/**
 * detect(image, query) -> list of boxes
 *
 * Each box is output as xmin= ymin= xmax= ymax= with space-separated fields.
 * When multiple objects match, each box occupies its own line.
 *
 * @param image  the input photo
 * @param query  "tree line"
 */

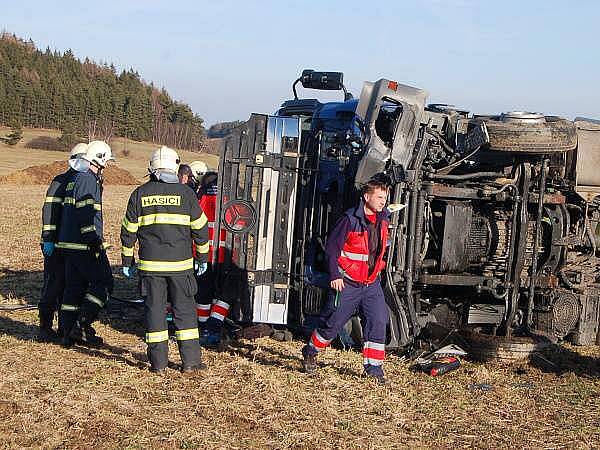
xmin=0 ymin=32 xmax=206 ymax=151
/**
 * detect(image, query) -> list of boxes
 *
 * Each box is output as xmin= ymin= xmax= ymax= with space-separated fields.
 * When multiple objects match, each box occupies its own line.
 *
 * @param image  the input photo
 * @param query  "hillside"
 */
xmin=0 ymin=32 xmax=205 ymax=151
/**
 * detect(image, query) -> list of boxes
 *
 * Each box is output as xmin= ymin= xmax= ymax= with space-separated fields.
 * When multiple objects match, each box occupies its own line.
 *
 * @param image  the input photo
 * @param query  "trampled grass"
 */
xmin=0 ymin=186 xmax=599 ymax=449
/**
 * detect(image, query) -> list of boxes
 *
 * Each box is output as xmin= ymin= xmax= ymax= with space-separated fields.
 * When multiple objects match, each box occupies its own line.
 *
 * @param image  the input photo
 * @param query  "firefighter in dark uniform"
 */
xmin=302 ymin=177 xmax=391 ymax=384
xmin=57 ymin=140 xmax=114 ymax=347
xmin=38 ymin=143 xmax=89 ymax=341
xmin=120 ymin=147 xmax=210 ymax=374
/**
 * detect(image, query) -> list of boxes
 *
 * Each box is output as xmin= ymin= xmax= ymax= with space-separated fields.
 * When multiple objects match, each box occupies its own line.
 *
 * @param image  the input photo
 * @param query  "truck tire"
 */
xmin=460 ymin=329 xmax=552 ymax=361
xmin=477 ymin=115 xmax=577 ymax=153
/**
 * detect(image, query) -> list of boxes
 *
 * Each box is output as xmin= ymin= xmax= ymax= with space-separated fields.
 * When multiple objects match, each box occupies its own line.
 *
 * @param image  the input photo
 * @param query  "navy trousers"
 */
xmin=304 ymin=278 xmax=388 ymax=374
xmin=39 ymin=249 xmax=65 ymax=319
xmin=59 ymin=250 xmax=113 ymax=335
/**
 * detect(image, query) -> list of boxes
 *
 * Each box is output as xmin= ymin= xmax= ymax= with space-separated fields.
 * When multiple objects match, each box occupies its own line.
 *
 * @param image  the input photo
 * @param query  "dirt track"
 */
xmin=0 ymin=186 xmax=599 ymax=448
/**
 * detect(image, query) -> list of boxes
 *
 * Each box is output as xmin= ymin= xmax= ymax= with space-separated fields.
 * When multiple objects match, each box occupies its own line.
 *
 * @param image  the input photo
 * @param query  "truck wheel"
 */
xmin=477 ymin=113 xmax=577 ymax=153
xmin=460 ymin=328 xmax=552 ymax=361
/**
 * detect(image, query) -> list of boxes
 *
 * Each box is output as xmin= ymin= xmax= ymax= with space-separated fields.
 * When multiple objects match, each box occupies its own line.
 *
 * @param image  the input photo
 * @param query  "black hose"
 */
xmin=527 ymin=159 xmax=548 ymax=328
xmin=428 ymin=171 xmax=504 ymax=181
xmin=435 ymin=146 xmax=482 ymax=175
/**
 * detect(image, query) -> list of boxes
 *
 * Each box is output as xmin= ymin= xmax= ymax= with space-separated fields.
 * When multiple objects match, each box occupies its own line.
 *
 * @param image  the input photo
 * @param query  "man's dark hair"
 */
xmin=200 ymin=171 xmax=218 ymax=188
xmin=178 ymin=164 xmax=192 ymax=180
xmin=361 ymin=173 xmax=390 ymax=195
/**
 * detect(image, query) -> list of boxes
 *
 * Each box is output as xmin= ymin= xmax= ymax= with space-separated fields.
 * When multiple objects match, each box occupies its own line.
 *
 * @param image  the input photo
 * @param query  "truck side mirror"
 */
xmin=300 ymin=70 xmax=344 ymax=90
xmin=292 ymin=69 xmax=351 ymax=101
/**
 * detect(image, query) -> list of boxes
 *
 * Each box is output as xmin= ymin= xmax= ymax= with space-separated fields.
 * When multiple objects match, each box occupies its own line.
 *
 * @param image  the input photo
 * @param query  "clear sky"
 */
xmin=3 ymin=1 xmax=599 ymax=126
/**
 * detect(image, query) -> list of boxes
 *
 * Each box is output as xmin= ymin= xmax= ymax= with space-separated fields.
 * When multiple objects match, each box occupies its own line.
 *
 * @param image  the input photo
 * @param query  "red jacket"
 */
xmin=199 ymin=191 xmax=226 ymax=264
xmin=327 ymin=201 xmax=389 ymax=284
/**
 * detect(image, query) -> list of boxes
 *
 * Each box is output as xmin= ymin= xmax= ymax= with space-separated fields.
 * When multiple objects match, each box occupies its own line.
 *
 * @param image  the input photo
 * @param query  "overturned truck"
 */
xmin=213 ymin=70 xmax=600 ymax=352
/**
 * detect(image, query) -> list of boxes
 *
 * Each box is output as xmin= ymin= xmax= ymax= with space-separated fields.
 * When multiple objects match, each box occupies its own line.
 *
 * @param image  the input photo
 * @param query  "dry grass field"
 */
xmin=0 ymin=144 xmax=599 ymax=448
xmin=0 ymin=127 xmax=219 ymax=181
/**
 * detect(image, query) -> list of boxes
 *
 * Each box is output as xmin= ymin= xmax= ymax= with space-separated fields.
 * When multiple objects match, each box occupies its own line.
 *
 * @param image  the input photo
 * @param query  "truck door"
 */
xmin=215 ymin=114 xmax=301 ymax=325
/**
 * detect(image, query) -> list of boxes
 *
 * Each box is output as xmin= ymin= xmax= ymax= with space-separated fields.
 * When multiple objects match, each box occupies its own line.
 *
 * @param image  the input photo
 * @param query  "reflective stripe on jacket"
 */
xmin=120 ymin=180 xmax=209 ymax=275
xmin=328 ymin=201 xmax=389 ymax=284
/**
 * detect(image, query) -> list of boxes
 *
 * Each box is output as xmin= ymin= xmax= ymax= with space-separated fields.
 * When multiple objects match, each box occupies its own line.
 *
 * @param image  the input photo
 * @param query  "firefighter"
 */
xmin=194 ymin=171 xmax=230 ymax=347
xmin=188 ymin=160 xmax=208 ymax=194
xmin=120 ymin=147 xmax=210 ymax=374
xmin=301 ymin=177 xmax=391 ymax=384
xmin=38 ymin=143 xmax=89 ymax=341
xmin=58 ymin=141 xmax=114 ymax=347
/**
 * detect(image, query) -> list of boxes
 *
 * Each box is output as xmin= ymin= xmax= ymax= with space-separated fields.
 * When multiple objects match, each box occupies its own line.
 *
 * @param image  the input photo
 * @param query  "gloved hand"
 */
xmin=42 ymin=242 xmax=55 ymax=257
xmin=122 ymin=266 xmax=136 ymax=279
xmin=194 ymin=261 xmax=208 ymax=276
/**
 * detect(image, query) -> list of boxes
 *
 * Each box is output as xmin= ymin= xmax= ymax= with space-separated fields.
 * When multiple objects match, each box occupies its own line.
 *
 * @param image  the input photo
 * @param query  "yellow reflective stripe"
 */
xmin=42 ymin=224 xmax=57 ymax=231
xmin=45 ymin=196 xmax=63 ymax=203
xmin=63 ymin=197 xmax=75 ymax=205
xmin=121 ymin=246 xmax=134 ymax=257
xmin=93 ymin=203 xmax=101 ymax=211
xmin=190 ymin=213 xmax=208 ymax=230
xmin=195 ymin=242 xmax=210 ymax=254
xmin=138 ymin=213 xmax=191 ymax=227
xmin=175 ymin=328 xmax=199 ymax=341
xmin=56 ymin=242 xmax=89 ymax=250
xmin=76 ymin=198 xmax=96 ymax=208
xmin=61 ymin=304 xmax=79 ymax=311
xmin=146 ymin=330 xmax=169 ymax=343
xmin=122 ymin=217 xmax=139 ymax=233
xmin=85 ymin=293 xmax=104 ymax=307
xmin=138 ymin=258 xmax=194 ymax=272
xmin=80 ymin=225 xmax=96 ymax=234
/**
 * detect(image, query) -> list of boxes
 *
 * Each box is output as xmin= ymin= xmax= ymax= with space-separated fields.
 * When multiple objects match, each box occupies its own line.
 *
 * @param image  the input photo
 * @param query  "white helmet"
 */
xmin=149 ymin=146 xmax=180 ymax=174
xmin=189 ymin=160 xmax=208 ymax=182
xmin=83 ymin=141 xmax=114 ymax=167
xmin=69 ymin=143 xmax=88 ymax=159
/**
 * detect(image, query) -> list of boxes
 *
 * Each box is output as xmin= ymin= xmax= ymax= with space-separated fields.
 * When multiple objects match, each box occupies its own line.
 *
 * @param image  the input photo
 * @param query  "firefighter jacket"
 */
xmin=198 ymin=183 xmax=226 ymax=264
xmin=326 ymin=200 xmax=389 ymax=285
xmin=57 ymin=170 xmax=105 ymax=251
xmin=41 ymin=168 xmax=76 ymax=243
xmin=120 ymin=180 xmax=209 ymax=275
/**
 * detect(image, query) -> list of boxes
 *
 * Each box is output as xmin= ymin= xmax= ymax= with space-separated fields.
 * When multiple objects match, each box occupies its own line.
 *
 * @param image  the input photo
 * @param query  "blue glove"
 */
xmin=122 ymin=265 xmax=136 ymax=278
xmin=42 ymin=242 xmax=55 ymax=257
xmin=195 ymin=261 xmax=208 ymax=276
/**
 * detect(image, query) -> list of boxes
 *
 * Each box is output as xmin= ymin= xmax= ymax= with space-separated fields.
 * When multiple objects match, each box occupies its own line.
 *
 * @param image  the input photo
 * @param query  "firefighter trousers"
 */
xmin=59 ymin=250 xmax=113 ymax=335
xmin=142 ymin=273 xmax=202 ymax=370
xmin=305 ymin=279 xmax=389 ymax=371
xmin=195 ymin=264 xmax=231 ymax=332
xmin=39 ymin=248 xmax=65 ymax=321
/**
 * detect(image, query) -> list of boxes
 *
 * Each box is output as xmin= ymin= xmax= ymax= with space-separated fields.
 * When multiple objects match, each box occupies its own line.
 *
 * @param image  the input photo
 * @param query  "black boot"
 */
xmin=69 ymin=307 xmax=103 ymax=347
xmin=181 ymin=354 xmax=208 ymax=375
xmin=69 ymin=320 xmax=104 ymax=347
xmin=302 ymin=345 xmax=318 ymax=374
xmin=38 ymin=311 xmax=58 ymax=342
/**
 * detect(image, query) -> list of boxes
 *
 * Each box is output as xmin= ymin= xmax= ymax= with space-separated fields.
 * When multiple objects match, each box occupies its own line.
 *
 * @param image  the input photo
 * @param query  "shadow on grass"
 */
xmin=225 ymin=339 xmax=364 ymax=378
xmin=0 ymin=268 xmax=145 ymax=339
xmin=0 ymin=269 xmax=44 ymax=305
xmin=528 ymin=345 xmax=600 ymax=378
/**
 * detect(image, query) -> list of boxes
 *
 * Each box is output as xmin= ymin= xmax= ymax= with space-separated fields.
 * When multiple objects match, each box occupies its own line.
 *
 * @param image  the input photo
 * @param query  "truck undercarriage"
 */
xmin=215 ymin=70 xmax=600 ymax=353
